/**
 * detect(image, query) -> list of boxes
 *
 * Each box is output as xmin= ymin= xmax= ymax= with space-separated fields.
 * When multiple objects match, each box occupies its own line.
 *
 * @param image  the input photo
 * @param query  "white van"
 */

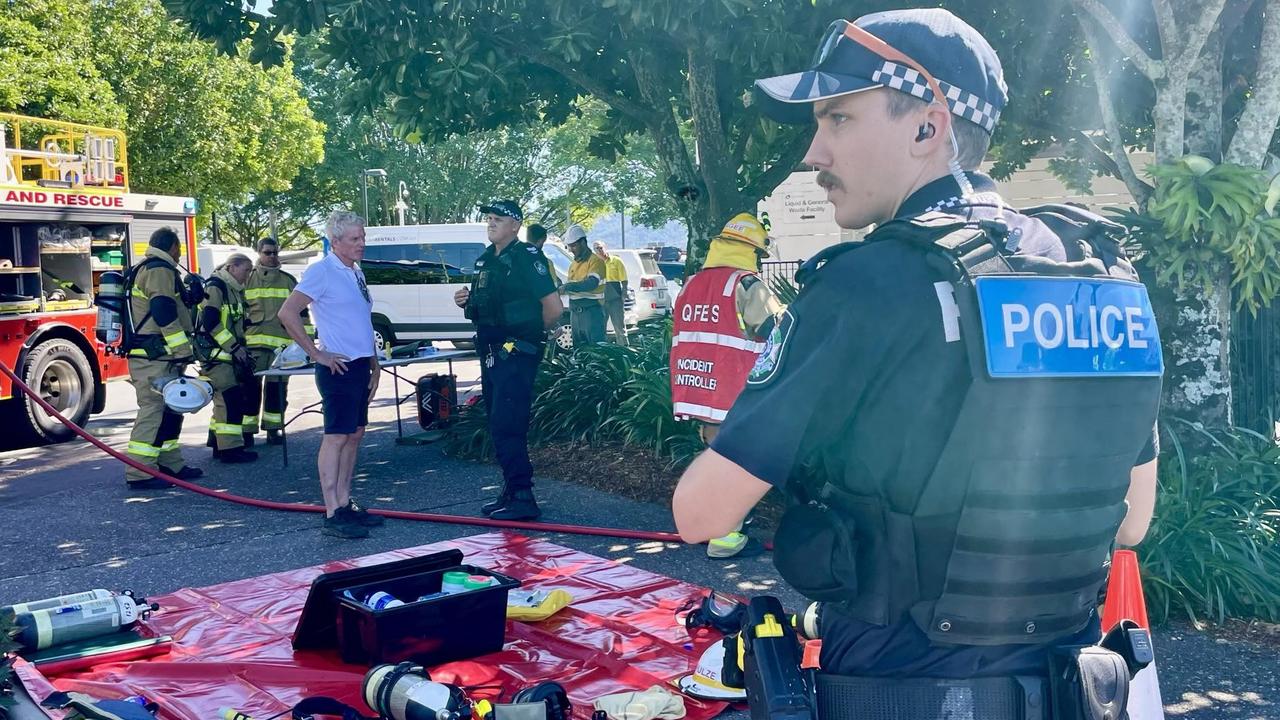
xmin=361 ymin=224 xmax=488 ymax=348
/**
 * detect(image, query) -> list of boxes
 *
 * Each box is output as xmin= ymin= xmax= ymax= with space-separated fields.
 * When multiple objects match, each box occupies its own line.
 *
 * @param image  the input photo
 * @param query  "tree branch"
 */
xmin=1149 ymin=0 xmax=1180 ymax=66
xmin=1081 ymin=19 xmax=1154 ymax=207
xmin=501 ymin=41 xmax=663 ymax=129
xmin=730 ymin=106 xmax=760 ymax=172
xmin=742 ymin=132 xmax=811 ymax=206
xmin=1226 ymin=0 xmax=1280 ymax=166
xmin=1071 ymin=0 xmax=1165 ymax=81
xmin=1178 ymin=0 xmax=1230 ymax=66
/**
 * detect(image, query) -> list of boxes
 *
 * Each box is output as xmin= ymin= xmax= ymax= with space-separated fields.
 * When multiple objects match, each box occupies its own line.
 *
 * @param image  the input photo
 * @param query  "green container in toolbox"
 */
xmin=95 ymin=250 xmax=124 ymax=267
xmin=325 ymin=551 xmax=521 ymax=666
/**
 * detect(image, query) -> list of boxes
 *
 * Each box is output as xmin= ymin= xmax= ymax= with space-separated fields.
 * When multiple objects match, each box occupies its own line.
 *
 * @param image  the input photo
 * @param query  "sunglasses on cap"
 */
xmin=812 ymin=19 xmax=947 ymax=113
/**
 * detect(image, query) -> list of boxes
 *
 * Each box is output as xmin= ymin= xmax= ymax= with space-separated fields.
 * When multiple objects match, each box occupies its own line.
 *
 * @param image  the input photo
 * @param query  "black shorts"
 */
xmin=315 ymin=356 xmax=372 ymax=434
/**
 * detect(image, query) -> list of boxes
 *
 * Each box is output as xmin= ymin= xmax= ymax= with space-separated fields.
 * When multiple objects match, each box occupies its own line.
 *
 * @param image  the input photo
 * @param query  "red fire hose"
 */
xmin=0 ymin=360 xmax=689 ymax=544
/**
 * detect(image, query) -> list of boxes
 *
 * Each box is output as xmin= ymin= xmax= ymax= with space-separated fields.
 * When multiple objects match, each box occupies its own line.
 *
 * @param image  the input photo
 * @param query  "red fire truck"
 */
xmin=0 ymin=113 xmax=198 ymax=445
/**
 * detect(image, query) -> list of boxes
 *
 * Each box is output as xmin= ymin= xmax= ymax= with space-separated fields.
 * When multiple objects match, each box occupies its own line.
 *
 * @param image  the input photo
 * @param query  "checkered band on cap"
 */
xmin=871 ymin=61 xmax=1001 ymax=133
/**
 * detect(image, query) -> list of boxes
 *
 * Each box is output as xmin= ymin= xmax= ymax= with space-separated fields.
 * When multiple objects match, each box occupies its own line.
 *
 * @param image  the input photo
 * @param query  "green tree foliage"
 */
xmin=236 ymin=37 xmax=678 ymax=246
xmin=0 ymin=0 xmax=324 ymax=227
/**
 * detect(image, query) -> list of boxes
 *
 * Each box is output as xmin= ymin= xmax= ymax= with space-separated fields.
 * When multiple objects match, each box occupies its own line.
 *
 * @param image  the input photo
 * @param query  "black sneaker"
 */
xmin=346 ymin=500 xmax=385 ymax=527
xmin=160 ymin=465 xmax=204 ymax=480
xmin=488 ymin=489 xmax=541 ymax=521
xmin=217 ymin=447 xmax=259 ymax=464
xmin=323 ymin=511 xmax=369 ymax=538
xmin=481 ymin=483 xmax=513 ymax=517
xmin=266 ymin=430 xmax=284 ymax=446
xmin=127 ymin=477 xmax=173 ymax=490
xmin=243 ymin=432 xmax=256 ymax=448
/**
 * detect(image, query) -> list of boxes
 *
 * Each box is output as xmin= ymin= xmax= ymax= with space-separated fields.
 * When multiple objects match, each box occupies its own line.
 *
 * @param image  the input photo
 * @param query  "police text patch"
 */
xmin=974 ymin=276 xmax=1163 ymax=378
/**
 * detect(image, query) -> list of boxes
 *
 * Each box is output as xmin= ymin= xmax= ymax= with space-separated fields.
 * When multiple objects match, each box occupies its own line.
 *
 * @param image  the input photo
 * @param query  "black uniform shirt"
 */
xmin=472 ymin=240 xmax=557 ymax=345
xmin=711 ymin=172 xmax=1158 ymax=678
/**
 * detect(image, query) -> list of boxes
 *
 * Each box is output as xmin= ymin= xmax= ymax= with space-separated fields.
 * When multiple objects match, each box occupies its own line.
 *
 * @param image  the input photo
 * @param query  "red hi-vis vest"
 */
xmin=670 ymin=266 xmax=767 ymax=423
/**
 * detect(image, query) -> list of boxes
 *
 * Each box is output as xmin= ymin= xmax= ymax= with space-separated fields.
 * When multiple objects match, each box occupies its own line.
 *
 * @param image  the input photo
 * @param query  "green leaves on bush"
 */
xmin=1141 ymin=418 xmax=1280 ymax=625
xmin=1119 ymin=157 xmax=1280 ymax=313
xmin=443 ymin=320 xmax=702 ymax=465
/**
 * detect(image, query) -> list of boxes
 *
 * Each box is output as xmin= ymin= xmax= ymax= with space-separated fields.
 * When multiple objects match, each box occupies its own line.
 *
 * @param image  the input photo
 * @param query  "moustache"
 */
xmin=816 ymin=171 xmax=843 ymax=191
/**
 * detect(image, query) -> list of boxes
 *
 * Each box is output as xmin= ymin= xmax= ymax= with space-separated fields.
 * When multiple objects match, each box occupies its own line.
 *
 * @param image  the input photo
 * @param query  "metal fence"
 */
xmin=1231 ymin=301 xmax=1278 ymax=434
xmin=760 ymin=260 xmax=802 ymax=287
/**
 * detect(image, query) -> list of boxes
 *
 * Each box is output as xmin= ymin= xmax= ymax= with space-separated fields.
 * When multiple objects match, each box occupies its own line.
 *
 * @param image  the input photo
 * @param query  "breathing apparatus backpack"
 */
xmin=117 ymin=258 xmax=204 ymax=359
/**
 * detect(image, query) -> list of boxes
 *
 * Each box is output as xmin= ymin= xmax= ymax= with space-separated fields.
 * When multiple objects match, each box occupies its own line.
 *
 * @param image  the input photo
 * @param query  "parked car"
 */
xmin=613 ymin=248 xmax=673 ymax=322
xmin=654 ymin=245 xmax=683 ymax=262
xmin=360 ymin=223 xmax=488 ymax=350
xmin=657 ymin=261 xmax=685 ymax=288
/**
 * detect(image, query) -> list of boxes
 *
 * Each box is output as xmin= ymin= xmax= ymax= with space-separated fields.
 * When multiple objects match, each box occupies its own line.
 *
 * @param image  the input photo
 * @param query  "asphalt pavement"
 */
xmin=0 ymin=356 xmax=1274 ymax=718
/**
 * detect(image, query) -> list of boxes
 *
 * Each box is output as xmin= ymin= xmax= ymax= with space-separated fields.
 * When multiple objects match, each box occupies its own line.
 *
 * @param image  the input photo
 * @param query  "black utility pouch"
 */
xmin=773 ymin=503 xmax=860 ymax=602
xmin=1048 ymin=645 xmax=1130 ymax=720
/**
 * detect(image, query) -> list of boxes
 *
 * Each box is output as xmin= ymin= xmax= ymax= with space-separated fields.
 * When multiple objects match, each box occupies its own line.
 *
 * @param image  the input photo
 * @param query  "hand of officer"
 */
xmin=367 ymin=364 xmax=380 ymax=400
xmin=454 ymin=287 xmax=469 ymax=308
xmin=232 ymin=346 xmax=251 ymax=368
xmin=313 ymin=350 xmax=349 ymax=374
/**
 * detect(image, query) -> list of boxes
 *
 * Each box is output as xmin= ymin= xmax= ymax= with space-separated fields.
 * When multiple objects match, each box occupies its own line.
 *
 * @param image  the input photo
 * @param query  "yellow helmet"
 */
xmin=714 ymin=213 xmax=771 ymax=254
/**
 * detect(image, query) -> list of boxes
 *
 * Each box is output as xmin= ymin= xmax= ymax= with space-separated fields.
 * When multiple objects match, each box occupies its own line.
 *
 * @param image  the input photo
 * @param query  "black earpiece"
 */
xmin=915 ymin=123 xmax=935 ymax=142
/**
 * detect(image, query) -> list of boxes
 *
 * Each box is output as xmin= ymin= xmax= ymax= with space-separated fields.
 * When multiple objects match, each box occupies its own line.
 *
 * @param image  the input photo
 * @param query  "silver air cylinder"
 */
xmin=14 ymin=595 xmax=149 ymax=651
xmin=2 ymin=589 xmax=114 ymax=618
xmin=363 ymin=664 xmax=466 ymax=720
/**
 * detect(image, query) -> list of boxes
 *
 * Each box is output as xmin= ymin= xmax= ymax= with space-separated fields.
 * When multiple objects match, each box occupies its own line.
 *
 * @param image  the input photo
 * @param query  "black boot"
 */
xmin=266 ymin=430 xmax=284 ymax=446
xmin=488 ymin=488 xmax=540 ymax=521
xmin=480 ymin=482 xmax=513 ymax=517
xmin=217 ymin=447 xmax=259 ymax=464
xmin=243 ymin=432 xmax=256 ymax=448
xmin=206 ymin=429 xmax=216 ymax=449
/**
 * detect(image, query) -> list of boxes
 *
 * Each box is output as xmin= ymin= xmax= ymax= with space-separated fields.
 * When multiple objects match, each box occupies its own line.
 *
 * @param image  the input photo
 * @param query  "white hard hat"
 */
xmin=161 ymin=377 xmax=213 ymax=414
xmin=675 ymin=638 xmax=747 ymax=701
xmin=564 ymin=224 xmax=588 ymax=245
xmin=273 ymin=342 xmax=309 ymax=370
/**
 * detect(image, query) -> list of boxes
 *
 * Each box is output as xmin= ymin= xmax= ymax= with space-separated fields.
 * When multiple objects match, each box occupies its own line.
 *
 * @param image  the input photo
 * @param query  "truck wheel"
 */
xmin=373 ymin=322 xmax=395 ymax=355
xmin=18 ymin=339 xmax=93 ymax=444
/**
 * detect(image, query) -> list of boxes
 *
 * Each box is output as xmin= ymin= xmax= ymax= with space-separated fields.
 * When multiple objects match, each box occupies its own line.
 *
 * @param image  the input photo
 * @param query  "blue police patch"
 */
xmin=974 ymin=276 xmax=1163 ymax=378
xmin=748 ymin=309 xmax=795 ymax=386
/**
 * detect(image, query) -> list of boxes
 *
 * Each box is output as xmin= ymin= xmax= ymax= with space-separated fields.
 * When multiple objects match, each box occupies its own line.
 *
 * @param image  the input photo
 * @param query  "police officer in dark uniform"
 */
xmin=454 ymin=200 xmax=562 ymax=520
xmin=672 ymin=9 xmax=1162 ymax=718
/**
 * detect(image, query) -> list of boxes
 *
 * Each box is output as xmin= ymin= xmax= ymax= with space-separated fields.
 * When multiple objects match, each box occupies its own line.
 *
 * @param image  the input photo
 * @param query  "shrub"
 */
xmin=443 ymin=319 xmax=704 ymax=465
xmin=1141 ymin=418 xmax=1280 ymax=625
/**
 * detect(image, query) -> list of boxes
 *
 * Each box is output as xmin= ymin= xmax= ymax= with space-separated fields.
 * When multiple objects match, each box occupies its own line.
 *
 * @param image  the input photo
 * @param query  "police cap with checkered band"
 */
xmin=754 ymin=9 xmax=1007 ymax=135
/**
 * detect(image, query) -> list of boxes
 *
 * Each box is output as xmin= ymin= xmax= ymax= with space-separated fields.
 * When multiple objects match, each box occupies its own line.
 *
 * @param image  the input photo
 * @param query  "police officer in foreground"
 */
xmin=197 ymin=254 xmax=258 ymax=464
xmin=672 ymin=9 xmax=1161 ymax=716
xmin=454 ymin=200 xmax=562 ymax=520
xmin=122 ymin=228 xmax=204 ymax=488
xmin=243 ymin=237 xmax=303 ymax=445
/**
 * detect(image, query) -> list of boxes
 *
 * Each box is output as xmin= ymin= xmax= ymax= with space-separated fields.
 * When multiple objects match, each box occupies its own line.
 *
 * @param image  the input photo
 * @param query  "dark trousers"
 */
xmin=480 ymin=345 xmax=540 ymax=491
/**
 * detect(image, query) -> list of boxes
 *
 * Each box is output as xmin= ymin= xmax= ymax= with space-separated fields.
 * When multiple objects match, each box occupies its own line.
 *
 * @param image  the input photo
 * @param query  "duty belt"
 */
xmin=814 ymin=673 xmax=1047 ymax=720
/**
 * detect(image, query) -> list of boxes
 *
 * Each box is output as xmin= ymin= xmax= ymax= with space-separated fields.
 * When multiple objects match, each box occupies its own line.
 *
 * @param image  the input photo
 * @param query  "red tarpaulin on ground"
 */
xmin=16 ymin=532 xmax=732 ymax=720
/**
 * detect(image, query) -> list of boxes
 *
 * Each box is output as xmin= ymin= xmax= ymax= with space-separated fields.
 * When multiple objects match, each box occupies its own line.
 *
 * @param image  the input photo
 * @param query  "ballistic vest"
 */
xmin=467 ymin=241 xmax=544 ymax=342
xmin=778 ymin=205 xmax=1164 ymax=647
xmin=670 ymin=267 xmax=766 ymax=423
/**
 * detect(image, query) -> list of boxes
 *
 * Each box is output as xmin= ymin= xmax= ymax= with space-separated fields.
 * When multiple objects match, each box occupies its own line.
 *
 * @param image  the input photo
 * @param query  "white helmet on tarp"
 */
xmin=675 ymin=638 xmax=747 ymax=701
xmin=159 ymin=377 xmax=213 ymax=414
xmin=273 ymin=342 xmax=310 ymax=370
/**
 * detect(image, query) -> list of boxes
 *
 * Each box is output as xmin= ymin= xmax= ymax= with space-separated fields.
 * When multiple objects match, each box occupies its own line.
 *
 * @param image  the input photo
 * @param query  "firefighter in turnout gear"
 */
xmin=123 ymin=228 xmax=204 ymax=488
xmin=243 ymin=237 xmax=304 ymax=445
xmin=198 ymin=254 xmax=258 ymax=464
xmin=670 ymin=212 xmax=781 ymax=558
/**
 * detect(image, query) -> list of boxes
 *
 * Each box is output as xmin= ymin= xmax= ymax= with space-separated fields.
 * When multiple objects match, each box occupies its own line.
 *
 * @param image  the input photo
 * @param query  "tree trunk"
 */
xmin=1147 ymin=262 xmax=1235 ymax=426
xmin=1151 ymin=75 xmax=1189 ymax=164
xmin=1184 ymin=28 xmax=1223 ymax=159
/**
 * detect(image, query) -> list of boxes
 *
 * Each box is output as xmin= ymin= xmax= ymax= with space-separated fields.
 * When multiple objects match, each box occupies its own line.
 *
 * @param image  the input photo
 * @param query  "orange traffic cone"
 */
xmin=1102 ymin=549 xmax=1164 ymax=720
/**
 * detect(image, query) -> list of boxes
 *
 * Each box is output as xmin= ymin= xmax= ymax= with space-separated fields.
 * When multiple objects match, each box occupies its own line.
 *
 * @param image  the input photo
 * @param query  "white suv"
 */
xmin=361 ymin=224 xmax=488 ymax=349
